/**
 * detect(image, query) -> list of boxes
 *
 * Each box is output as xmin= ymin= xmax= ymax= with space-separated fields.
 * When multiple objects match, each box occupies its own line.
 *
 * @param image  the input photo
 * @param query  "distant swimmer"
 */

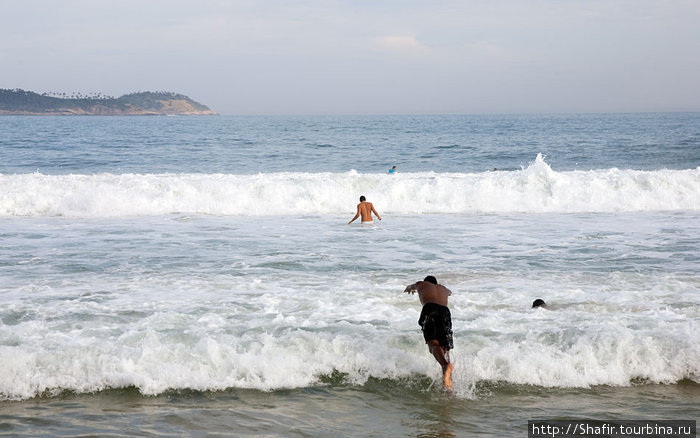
xmin=389 ymin=165 xmax=398 ymax=174
xmin=348 ymin=195 xmax=382 ymax=224
xmin=404 ymin=275 xmax=454 ymax=390
xmin=532 ymin=299 xmax=546 ymax=308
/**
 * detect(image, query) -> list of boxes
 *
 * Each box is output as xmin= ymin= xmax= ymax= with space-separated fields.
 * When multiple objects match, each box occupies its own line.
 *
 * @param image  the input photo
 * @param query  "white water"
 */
xmin=2 ymin=155 xmax=699 ymax=217
xmin=1 ymin=210 xmax=698 ymax=401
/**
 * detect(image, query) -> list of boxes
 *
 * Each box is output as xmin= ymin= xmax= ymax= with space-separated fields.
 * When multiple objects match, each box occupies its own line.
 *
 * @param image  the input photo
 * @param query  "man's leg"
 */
xmin=427 ymin=340 xmax=453 ymax=390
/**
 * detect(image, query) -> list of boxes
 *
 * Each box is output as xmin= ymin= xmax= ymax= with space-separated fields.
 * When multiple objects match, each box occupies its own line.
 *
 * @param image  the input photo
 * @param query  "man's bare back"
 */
xmin=403 ymin=281 xmax=451 ymax=306
xmin=348 ymin=196 xmax=382 ymax=224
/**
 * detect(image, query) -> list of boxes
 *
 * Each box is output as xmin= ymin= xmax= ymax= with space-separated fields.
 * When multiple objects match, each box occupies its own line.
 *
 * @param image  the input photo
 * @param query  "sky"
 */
xmin=1 ymin=0 xmax=700 ymax=115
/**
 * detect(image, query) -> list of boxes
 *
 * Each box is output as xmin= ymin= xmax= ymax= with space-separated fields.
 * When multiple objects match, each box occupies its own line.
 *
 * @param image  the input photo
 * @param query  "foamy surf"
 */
xmin=0 ymin=300 xmax=696 ymax=401
xmin=1 ymin=210 xmax=698 ymax=402
xmin=1 ymin=155 xmax=699 ymax=217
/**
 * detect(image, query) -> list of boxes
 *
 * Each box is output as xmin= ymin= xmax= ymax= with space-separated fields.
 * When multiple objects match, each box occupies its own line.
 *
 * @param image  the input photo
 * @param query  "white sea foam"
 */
xmin=1 ymin=155 xmax=698 ymax=217
xmin=0 ymin=265 xmax=697 ymax=401
xmin=0 ymin=196 xmax=698 ymax=400
xmin=0 ymin=304 xmax=696 ymax=400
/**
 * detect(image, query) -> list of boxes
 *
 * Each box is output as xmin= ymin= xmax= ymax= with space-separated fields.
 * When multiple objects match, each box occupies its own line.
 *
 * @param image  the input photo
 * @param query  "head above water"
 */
xmin=532 ymin=298 xmax=546 ymax=308
xmin=359 ymin=195 xmax=366 ymax=202
xmin=424 ymin=275 xmax=438 ymax=284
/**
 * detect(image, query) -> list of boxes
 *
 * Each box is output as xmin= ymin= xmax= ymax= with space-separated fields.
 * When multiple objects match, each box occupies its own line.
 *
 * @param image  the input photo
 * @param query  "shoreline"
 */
xmin=2 ymin=381 xmax=697 ymax=436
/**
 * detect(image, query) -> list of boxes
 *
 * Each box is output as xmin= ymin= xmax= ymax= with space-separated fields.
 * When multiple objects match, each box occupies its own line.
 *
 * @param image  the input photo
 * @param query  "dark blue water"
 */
xmin=2 ymin=113 xmax=699 ymax=175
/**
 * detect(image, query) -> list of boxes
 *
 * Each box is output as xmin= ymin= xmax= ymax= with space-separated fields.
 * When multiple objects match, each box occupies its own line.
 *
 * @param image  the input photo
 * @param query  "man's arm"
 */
xmin=348 ymin=205 xmax=361 ymax=224
xmin=371 ymin=204 xmax=382 ymax=220
xmin=404 ymin=282 xmax=420 ymax=294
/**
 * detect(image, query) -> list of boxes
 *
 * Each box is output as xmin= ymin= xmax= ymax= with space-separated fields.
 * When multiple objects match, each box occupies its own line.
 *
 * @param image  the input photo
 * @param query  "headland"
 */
xmin=0 ymin=89 xmax=216 ymax=115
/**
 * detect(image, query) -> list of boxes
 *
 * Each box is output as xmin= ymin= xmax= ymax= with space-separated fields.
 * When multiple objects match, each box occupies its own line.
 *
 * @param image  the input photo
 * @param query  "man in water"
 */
xmin=389 ymin=165 xmax=398 ymax=174
xmin=404 ymin=275 xmax=454 ymax=390
xmin=348 ymin=195 xmax=382 ymax=224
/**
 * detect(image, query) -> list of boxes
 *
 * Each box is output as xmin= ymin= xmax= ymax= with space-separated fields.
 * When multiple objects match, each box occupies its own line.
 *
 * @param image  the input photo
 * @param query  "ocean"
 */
xmin=0 ymin=113 xmax=698 ymax=437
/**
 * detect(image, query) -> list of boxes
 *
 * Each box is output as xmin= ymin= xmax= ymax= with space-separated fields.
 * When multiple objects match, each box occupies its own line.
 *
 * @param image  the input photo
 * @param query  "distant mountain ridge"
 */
xmin=0 ymin=89 xmax=216 ymax=115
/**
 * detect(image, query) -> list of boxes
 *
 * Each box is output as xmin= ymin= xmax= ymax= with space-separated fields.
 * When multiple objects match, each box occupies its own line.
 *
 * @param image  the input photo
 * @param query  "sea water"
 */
xmin=0 ymin=114 xmax=698 ymax=436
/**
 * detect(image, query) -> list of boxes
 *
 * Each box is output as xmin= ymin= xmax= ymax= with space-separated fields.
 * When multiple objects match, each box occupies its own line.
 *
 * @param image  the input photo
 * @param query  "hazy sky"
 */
xmin=2 ymin=0 xmax=699 ymax=115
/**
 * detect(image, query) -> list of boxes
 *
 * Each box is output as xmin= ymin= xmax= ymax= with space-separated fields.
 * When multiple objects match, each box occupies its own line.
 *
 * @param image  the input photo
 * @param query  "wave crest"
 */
xmin=1 ymin=155 xmax=698 ymax=217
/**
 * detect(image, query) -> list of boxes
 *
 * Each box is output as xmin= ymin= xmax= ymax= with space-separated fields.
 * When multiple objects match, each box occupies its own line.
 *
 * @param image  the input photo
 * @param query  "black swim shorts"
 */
xmin=418 ymin=302 xmax=453 ymax=350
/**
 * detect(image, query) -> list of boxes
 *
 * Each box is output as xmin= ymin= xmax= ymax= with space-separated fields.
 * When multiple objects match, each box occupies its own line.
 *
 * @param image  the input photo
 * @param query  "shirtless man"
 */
xmin=404 ymin=275 xmax=454 ymax=390
xmin=348 ymin=195 xmax=382 ymax=224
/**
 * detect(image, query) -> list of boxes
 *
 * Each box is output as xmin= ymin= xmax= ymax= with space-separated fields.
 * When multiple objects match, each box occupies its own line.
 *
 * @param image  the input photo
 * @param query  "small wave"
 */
xmin=1 ymin=313 xmax=696 ymax=402
xmin=436 ymin=144 xmax=462 ymax=150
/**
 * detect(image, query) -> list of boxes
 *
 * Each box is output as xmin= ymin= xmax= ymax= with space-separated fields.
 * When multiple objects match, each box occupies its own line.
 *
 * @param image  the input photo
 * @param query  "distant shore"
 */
xmin=0 ymin=89 xmax=216 ymax=116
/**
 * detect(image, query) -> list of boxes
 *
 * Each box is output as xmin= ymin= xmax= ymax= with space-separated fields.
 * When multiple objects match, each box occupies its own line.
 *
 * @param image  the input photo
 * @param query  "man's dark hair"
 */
xmin=532 ymin=299 xmax=546 ymax=308
xmin=359 ymin=195 xmax=366 ymax=202
xmin=424 ymin=275 xmax=438 ymax=284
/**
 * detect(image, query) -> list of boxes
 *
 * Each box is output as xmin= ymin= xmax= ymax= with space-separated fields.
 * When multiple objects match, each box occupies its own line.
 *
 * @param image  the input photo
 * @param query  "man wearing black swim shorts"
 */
xmin=404 ymin=275 xmax=454 ymax=390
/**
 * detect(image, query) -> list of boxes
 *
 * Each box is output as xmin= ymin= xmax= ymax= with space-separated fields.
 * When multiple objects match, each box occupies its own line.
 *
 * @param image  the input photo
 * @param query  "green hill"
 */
xmin=0 ymin=89 xmax=216 ymax=115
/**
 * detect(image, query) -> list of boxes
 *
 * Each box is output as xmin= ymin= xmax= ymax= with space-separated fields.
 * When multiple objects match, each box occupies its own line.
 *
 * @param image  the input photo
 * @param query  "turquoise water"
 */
xmin=0 ymin=114 xmax=698 ymax=436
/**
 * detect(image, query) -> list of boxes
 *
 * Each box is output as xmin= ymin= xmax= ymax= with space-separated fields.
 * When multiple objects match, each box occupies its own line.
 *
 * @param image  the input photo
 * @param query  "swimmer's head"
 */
xmin=359 ymin=195 xmax=366 ymax=202
xmin=532 ymin=299 xmax=546 ymax=308
xmin=424 ymin=275 xmax=438 ymax=284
